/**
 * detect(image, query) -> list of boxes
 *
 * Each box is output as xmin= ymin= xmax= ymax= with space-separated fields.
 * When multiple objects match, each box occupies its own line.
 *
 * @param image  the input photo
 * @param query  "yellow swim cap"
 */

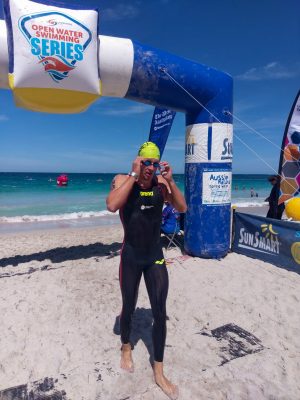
xmin=138 ymin=142 xmax=160 ymax=159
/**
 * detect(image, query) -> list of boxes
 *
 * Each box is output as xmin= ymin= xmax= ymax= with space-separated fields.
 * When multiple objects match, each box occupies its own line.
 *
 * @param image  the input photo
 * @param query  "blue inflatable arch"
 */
xmin=0 ymin=20 xmax=233 ymax=258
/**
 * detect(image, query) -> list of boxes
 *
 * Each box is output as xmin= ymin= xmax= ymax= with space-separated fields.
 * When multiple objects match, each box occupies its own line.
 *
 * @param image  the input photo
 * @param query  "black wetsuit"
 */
xmin=119 ymin=179 xmax=168 ymax=362
xmin=266 ymin=183 xmax=285 ymax=220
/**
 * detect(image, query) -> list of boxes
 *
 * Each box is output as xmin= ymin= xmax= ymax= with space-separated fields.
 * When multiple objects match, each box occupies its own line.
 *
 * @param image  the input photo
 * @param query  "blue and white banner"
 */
xmin=232 ymin=212 xmax=300 ymax=271
xmin=185 ymin=123 xmax=233 ymax=163
xmin=148 ymin=107 xmax=176 ymax=158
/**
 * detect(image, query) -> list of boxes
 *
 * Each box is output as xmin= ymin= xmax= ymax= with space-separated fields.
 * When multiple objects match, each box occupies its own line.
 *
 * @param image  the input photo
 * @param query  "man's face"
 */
xmin=140 ymin=158 xmax=160 ymax=180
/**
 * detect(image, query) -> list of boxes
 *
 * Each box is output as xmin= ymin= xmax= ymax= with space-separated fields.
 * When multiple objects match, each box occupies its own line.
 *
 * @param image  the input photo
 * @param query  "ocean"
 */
xmin=0 ymin=172 xmax=271 ymax=226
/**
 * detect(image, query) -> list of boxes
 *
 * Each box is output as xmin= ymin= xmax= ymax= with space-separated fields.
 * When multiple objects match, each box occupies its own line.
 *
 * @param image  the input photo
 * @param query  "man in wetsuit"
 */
xmin=106 ymin=142 xmax=187 ymax=400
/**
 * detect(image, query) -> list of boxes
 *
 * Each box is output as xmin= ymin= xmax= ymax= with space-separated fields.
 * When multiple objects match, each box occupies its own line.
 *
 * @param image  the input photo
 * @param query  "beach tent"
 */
xmin=0 ymin=0 xmax=233 ymax=258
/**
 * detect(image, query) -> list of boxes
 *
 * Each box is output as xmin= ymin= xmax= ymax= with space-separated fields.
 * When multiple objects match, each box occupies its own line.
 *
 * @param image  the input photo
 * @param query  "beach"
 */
xmin=0 ymin=0 xmax=298 ymax=395
xmin=0 ymin=221 xmax=299 ymax=399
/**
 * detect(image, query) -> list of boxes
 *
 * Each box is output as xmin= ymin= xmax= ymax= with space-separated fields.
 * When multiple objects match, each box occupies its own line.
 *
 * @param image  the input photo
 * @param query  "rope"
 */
xmin=162 ymin=69 xmax=223 ymax=124
xmin=227 ymin=111 xmax=299 ymax=164
xmin=163 ymin=68 xmax=291 ymax=162
xmin=161 ymin=67 xmax=298 ymax=195
xmin=233 ymin=134 xmax=279 ymax=175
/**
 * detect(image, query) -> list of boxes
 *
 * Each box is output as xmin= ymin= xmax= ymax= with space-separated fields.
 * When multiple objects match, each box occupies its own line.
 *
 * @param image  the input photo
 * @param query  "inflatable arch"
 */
xmin=0 ymin=9 xmax=233 ymax=259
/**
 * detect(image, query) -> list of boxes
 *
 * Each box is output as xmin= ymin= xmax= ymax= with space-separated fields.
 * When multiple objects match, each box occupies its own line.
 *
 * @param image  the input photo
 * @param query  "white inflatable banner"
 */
xmin=185 ymin=123 xmax=233 ymax=163
xmin=3 ymin=0 xmax=100 ymax=113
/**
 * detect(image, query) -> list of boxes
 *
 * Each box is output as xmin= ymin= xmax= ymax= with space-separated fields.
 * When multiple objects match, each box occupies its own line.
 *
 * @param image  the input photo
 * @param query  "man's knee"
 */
xmin=152 ymin=308 xmax=167 ymax=326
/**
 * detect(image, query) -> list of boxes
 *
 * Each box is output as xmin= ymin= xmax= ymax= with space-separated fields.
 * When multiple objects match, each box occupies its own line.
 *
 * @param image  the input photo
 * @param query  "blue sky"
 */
xmin=0 ymin=0 xmax=299 ymax=173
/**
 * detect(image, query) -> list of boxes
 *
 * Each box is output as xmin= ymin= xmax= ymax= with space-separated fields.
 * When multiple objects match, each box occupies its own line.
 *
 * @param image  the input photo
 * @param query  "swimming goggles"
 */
xmin=141 ymin=160 xmax=160 ymax=168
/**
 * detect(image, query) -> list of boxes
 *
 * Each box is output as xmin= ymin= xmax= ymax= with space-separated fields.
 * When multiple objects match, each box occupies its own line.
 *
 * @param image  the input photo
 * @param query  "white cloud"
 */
xmin=233 ymin=115 xmax=285 ymax=139
xmin=233 ymin=100 xmax=262 ymax=114
xmin=99 ymin=104 xmax=151 ymax=116
xmin=102 ymin=4 xmax=139 ymax=21
xmin=0 ymin=114 xmax=8 ymax=121
xmin=48 ymin=148 xmax=135 ymax=172
xmin=53 ymin=148 xmax=132 ymax=163
xmin=0 ymin=156 xmax=52 ymax=170
xmin=236 ymin=62 xmax=300 ymax=81
xmin=238 ymin=115 xmax=284 ymax=128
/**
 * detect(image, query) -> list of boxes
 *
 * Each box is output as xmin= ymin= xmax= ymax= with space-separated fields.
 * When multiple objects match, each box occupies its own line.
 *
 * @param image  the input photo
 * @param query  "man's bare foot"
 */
xmin=120 ymin=343 xmax=134 ymax=373
xmin=154 ymin=362 xmax=179 ymax=400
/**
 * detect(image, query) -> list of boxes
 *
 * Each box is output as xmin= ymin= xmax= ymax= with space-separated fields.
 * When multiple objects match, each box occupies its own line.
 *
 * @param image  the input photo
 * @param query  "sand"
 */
xmin=0 ymin=223 xmax=299 ymax=399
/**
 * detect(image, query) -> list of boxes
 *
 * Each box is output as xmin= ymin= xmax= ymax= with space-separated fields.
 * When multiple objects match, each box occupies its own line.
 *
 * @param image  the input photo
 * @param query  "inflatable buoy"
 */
xmin=285 ymin=197 xmax=300 ymax=221
xmin=57 ymin=174 xmax=68 ymax=186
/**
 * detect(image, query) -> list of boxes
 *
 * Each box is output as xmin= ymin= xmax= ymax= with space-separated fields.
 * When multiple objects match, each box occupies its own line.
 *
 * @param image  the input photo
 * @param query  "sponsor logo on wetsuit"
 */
xmin=140 ymin=205 xmax=154 ymax=210
xmin=140 ymin=191 xmax=154 ymax=196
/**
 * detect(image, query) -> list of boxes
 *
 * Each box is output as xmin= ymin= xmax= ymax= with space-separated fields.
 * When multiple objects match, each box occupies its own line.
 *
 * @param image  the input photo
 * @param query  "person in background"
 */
xmin=265 ymin=175 xmax=285 ymax=219
xmin=161 ymin=201 xmax=180 ymax=235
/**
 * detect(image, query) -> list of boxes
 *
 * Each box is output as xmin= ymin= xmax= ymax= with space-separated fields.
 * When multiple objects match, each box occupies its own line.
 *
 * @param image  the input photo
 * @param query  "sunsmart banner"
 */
xmin=232 ymin=212 xmax=300 ymax=271
xmin=148 ymin=107 xmax=176 ymax=158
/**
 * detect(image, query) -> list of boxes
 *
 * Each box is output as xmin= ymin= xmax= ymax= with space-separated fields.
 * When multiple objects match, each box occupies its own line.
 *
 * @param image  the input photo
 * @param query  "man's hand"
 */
xmin=159 ymin=161 xmax=173 ymax=182
xmin=158 ymin=160 xmax=187 ymax=213
xmin=131 ymin=156 xmax=143 ymax=176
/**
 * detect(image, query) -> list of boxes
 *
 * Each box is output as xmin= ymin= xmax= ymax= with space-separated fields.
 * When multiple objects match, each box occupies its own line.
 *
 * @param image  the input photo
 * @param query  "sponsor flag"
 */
xmin=148 ymin=107 xmax=176 ymax=158
xmin=232 ymin=212 xmax=300 ymax=271
xmin=278 ymin=90 xmax=300 ymax=204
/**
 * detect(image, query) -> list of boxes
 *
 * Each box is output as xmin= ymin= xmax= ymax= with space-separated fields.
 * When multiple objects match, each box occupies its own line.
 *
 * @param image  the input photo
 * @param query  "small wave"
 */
xmin=1 ymin=185 xmax=17 ymax=187
xmin=232 ymin=201 xmax=267 ymax=208
xmin=0 ymin=210 xmax=118 ymax=223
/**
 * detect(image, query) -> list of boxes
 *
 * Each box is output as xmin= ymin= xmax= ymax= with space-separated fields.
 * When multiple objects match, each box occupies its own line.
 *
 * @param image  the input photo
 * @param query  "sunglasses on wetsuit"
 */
xmin=141 ymin=160 xmax=160 ymax=168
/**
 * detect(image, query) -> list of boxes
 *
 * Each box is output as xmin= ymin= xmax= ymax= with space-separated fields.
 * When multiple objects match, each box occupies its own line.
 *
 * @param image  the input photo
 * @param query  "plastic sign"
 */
xmin=202 ymin=170 xmax=232 ymax=205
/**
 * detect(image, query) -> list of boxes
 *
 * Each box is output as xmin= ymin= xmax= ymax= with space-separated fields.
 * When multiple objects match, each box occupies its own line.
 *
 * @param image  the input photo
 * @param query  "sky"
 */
xmin=0 ymin=0 xmax=299 ymax=174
